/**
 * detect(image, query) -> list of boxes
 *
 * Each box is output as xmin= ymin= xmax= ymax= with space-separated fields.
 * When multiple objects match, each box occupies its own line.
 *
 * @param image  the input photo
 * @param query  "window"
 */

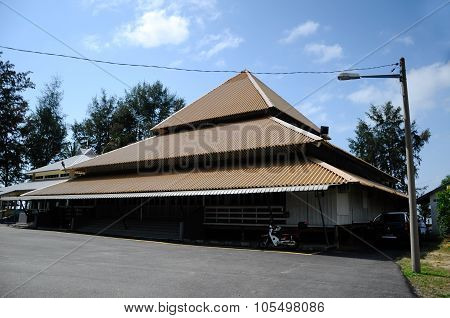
xmin=384 ymin=213 xmax=407 ymax=223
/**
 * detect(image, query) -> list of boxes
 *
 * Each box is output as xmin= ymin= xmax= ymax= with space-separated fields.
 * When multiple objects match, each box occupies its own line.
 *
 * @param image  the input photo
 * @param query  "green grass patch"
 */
xmin=397 ymin=239 xmax=450 ymax=298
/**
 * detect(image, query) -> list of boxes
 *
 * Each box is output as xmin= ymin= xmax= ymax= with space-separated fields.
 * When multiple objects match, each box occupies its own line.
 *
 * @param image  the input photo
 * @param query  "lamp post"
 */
xmin=338 ymin=57 xmax=421 ymax=273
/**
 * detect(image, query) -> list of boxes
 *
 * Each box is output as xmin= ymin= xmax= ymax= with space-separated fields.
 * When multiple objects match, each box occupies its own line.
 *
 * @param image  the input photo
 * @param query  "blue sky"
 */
xmin=0 ymin=0 xmax=449 ymax=190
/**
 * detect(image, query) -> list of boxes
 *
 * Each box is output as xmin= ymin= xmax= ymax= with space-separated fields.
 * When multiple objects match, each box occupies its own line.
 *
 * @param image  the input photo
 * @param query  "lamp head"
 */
xmin=337 ymin=72 xmax=361 ymax=81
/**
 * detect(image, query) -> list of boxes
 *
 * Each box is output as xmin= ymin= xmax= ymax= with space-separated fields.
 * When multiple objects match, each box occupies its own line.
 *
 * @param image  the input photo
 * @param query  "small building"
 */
xmin=19 ymin=71 xmax=407 ymax=242
xmin=1 ymin=149 xmax=95 ymax=212
xmin=418 ymin=184 xmax=448 ymax=235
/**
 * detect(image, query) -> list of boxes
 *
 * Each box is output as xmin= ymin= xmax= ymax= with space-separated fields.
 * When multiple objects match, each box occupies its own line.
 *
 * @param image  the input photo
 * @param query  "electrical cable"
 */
xmin=0 ymin=45 xmax=398 ymax=75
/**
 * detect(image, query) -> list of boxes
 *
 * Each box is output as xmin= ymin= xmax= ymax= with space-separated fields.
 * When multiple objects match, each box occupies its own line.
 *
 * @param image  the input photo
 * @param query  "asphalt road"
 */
xmin=0 ymin=226 xmax=414 ymax=297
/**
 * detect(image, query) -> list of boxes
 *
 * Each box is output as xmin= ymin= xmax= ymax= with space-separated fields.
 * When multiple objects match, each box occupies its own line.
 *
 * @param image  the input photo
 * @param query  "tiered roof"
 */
xmin=72 ymin=116 xmax=320 ymax=171
xmin=22 ymin=158 xmax=405 ymax=199
xmin=152 ymin=71 xmax=320 ymax=133
xmin=22 ymin=71 xmax=403 ymax=199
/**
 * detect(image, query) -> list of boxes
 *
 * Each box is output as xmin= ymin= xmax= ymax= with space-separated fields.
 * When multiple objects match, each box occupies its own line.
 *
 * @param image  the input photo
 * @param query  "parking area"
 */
xmin=0 ymin=226 xmax=413 ymax=297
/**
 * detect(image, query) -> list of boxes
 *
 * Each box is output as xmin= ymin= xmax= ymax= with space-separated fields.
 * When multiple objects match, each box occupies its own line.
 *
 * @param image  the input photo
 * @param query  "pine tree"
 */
xmin=122 ymin=81 xmax=185 ymax=140
xmin=71 ymin=81 xmax=185 ymax=154
xmin=72 ymin=89 xmax=116 ymax=155
xmin=105 ymin=102 xmax=138 ymax=152
xmin=25 ymin=77 xmax=67 ymax=168
xmin=348 ymin=102 xmax=431 ymax=192
xmin=0 ymin=55 xmax=35 ymax=186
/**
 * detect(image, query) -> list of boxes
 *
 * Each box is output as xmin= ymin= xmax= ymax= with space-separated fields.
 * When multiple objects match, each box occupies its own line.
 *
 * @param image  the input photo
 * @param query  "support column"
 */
xmin=334 ymin=226 xmax=340 ymax=249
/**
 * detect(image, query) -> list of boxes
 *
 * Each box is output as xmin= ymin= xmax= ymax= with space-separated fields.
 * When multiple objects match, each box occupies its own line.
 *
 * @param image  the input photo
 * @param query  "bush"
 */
xmin=436 ymin=188 xmax=450 ymax=236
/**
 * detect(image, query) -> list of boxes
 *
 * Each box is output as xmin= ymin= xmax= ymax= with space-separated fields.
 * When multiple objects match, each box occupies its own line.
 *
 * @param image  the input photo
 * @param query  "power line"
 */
xmin=291 ymin=0 xmax=449 ymax=106
xmin=0 ymin=0 xmax=132 ymax=89
xmin=0 ymin=45 xmax=398 ymax=75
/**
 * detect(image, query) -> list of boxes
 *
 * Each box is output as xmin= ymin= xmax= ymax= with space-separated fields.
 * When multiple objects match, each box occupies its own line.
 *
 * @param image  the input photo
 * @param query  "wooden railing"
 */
xmin=204 ymin=205 xmax=286 ymax=225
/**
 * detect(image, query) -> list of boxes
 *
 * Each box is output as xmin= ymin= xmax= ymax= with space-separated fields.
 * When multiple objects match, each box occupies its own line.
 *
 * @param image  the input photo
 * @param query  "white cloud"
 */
xmin=82 ymin=0 xmax=132 ymax=14
xmin=347 ymin=61 xmax=450 ymax=116
xmin=83 ymin=0 xmax=223 ymax=50
xmin=214 ymin=59 xmax=226 ymax=67
xmin=395 ymin=35 xmax=414 ymax=46
xmin=114 ymin=10 xmax=189 ymax=48
xmin=199 ymin=30 xmax=243 ymax=58
xmin=168 ymin=59 xmax=183 ymax=67
xmin=82 ymin=34 xmax=104 ymax=52
xmin=304 ymin=43 xmax=343 ymax=63
xmin=85 ymin=0 xmax=218 ymax=13
xmin=280 ymin=21 xmax=319 ymax=44
xmin=137 ymin=0 xmax=168 ymax=11
xmin=297 ymin=102 xmax=328 ymax=123
xmin=317 ymin=93 xmax=333 ymax=103
xmin=348 ymin=85 xmax=387 ymax=104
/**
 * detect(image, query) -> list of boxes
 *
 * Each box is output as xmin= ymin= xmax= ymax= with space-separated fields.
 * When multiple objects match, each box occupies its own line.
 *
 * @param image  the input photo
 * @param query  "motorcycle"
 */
xmin=259 ymin=223 xmax=299 ymax=249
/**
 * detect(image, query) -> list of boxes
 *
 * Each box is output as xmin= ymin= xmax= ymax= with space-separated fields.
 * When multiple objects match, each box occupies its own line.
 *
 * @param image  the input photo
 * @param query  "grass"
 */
xmin=397 ymin=238 xmax=450 ymax=297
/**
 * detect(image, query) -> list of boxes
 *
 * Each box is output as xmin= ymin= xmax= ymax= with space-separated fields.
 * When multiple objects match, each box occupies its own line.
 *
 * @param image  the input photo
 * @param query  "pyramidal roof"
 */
xmin=152 ymin=71 xmax=320 ymax=133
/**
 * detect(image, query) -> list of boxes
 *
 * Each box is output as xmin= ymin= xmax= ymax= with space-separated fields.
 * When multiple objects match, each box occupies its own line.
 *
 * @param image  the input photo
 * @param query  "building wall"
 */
xmin=32 ymin=170 xmax=69 ymax=180
xmin=285 ymin=188 xmax=337 ymax=227
xmin=286 ymin=185 xmax=403 ymax=226
xmin=430 ymin=193 xmax=439 ymax=235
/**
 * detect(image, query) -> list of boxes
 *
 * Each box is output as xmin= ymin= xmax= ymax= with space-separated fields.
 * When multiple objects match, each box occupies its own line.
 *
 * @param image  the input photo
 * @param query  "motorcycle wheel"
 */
xmin=258 ymin=237 xmax=273 ymax=249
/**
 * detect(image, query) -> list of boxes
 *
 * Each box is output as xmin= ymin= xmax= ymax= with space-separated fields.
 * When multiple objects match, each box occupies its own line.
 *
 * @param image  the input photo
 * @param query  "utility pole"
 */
xmin=338 ymin=57 xmax=421 ymax=272
xmin=400 ymin=57 xmax=421 ymax=273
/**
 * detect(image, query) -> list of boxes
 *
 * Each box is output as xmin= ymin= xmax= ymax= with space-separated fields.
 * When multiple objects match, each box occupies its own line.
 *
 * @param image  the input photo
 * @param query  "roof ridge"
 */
xmin=152 ymin=72 xmax=248 ymax=131
xmin=309 ymin=158 xmax=357 ymax=182
xmin=245 ymin=71 xmax=274 ymax=108
xmin=322 ymin=141 xmax=398 ymax=182
xmin=309 ymin=158 xmax=405 ymax=197
xmin=269 ymin=117 xmax=322 ymax=141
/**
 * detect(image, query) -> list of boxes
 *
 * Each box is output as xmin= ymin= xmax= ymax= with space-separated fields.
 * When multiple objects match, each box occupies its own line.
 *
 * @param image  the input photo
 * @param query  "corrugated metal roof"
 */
xmin=24 ymin=159 xmax=345 ymax=197
xmin=72 ymin=117 xmax=321 ymax=170
xmin=28 ymin=151 xmax=96 ymax=174
xmin=313 ymin=159 xmax=407 ymax=198
xmin=16 ymin=186 xmax=330 ymax=200
xmin=0 ymin=179 xmax=68 ymax=197
xmin=251 ymin=75 xmax=320 ymax=132
xmin=152 ymin=71 xmax=320 ymax=133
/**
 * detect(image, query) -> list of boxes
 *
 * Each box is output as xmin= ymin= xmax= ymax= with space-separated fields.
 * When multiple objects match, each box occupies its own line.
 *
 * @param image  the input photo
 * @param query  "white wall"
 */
xmin=286 ymin=185 xmax=401 ymax=226
xmin=430 ymin=193 xmax=439 ymax=235
xmin=285 ymin=188 xmax=337 ymax=227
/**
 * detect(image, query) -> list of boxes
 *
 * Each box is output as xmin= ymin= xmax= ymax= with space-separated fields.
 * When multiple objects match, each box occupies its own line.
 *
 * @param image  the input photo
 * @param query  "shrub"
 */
xmin=436 ymin=189 xmax=450 ymax=236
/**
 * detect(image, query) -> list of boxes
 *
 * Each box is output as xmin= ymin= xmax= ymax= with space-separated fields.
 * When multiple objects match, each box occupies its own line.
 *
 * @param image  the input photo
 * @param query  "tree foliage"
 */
xmin=61 ymin=141 xmax=81 ymax=159
xmin=25 ymin=77 xmax=67 ymax=168
xmin=436 ymin=175 xmax=450 ymax=236
xmin=122 ymin=81 xmax=184 ymax=140
xmin=0 ymin=55 xmax=34 ymax=186
xmin=0 ymin=57 xmax=184 ymax=184
xmin=106 ymin=102 xmax=138 ymax=152
xmin=72 ymin=89 xmax=116 ymax=155
xmin=348 ymin=102 xmax=431 ymax=192
xmin=71 ymin=81 xmax=185 ymax=154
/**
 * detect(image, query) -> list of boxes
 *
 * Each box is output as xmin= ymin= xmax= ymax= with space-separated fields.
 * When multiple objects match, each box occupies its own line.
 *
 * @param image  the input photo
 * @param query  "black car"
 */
xmin=371 ymin=212 xmax=410 ymax=241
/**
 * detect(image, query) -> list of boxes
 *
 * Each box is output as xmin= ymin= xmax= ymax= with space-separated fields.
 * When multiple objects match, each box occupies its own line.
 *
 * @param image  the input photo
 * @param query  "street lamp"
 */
xmin=338 ymin=57 xmax=421 ymax=273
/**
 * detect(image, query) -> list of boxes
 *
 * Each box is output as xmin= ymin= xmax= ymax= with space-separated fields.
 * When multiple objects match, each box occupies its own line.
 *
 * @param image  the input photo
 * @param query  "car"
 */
xmin=371 ymin=211 xmax=428 ymax=242
xmin=371 ymin=212 xmax=410 ymax=241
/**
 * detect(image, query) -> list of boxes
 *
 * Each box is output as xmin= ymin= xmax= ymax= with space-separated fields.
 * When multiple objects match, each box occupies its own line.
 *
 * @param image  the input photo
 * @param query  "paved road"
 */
xmin=0 ymin=226 xmax=413 ymax=297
